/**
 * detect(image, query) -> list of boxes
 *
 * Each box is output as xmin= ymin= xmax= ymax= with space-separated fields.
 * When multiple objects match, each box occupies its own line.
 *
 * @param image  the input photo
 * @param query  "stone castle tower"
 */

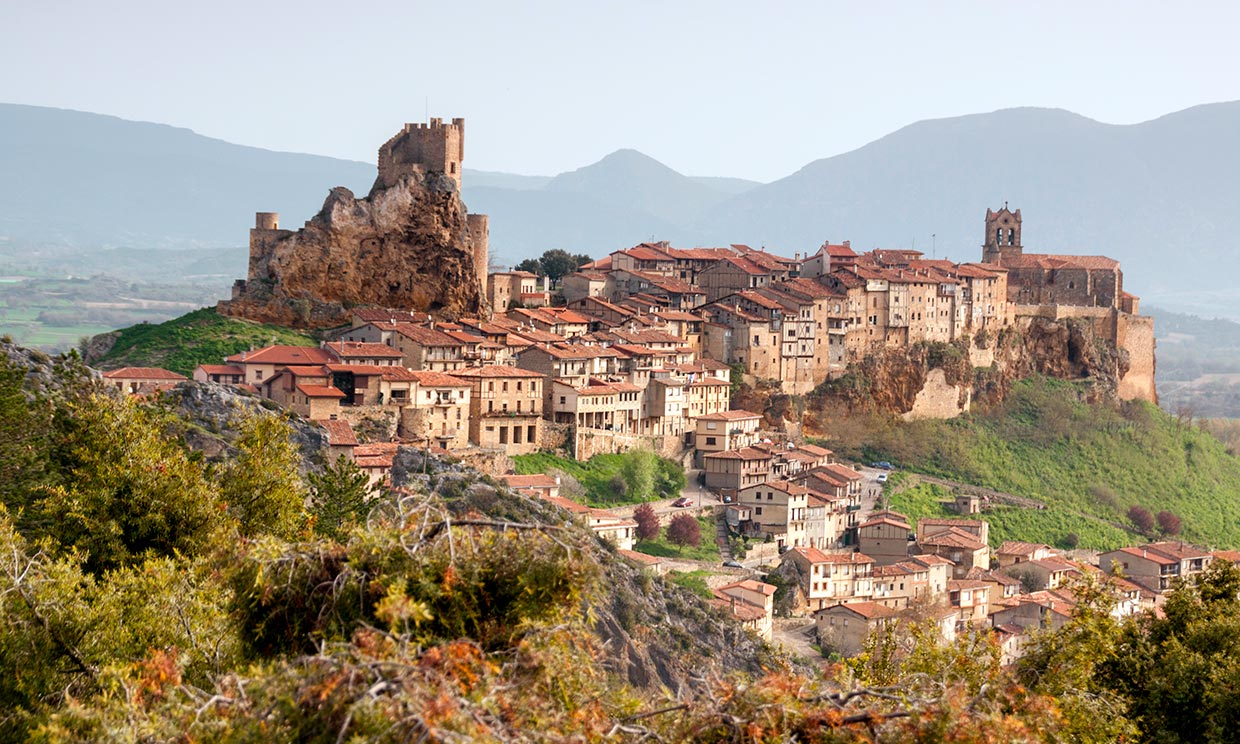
xmin=982 ymin=205 xmax=1022 ymax=264
xmin=375 ymin=117 xmax=466 ymax=191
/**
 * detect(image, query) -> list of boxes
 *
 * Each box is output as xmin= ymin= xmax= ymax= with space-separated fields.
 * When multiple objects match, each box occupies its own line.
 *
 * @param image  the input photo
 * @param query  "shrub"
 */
xmin=633 ymin=503 xmax=660 ymax=541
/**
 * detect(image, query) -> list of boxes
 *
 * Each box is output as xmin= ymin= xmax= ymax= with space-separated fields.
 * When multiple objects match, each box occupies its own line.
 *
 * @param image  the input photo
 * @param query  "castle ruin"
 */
xmin=219 ymin=118 xmax=488 ymax=328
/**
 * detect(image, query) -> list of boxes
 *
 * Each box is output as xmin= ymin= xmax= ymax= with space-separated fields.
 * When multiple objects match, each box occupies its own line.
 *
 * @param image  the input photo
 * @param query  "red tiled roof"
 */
xmin=196 ymin=364 xmax=244 ymax=376
xmin=697 ymin=410 xmax=762 ymax=421
xmin=820 ymin=601 xmax=897 ymax=620
xmin=500 ymin=474 xmax=559 ymax=489
xmin=405 ymin=370 xmax=472 ymax=387
xmin=225 ymin=345 xmax=335 ymax=366
xmin=296 ymin=384 xmax=346 ymax=399
xmin=452 ymin=365 xmax=545 ymax=379
xmin=324 ymin=341 xmax=404 ymax=358
xmin=314 ymin=418 xmax=358 ymax=447
xmin=390 ymin=324 xmax=466 ymax=347
xmin=788 ymin=547 xmax=874 ymax=564
xmin=618 ymin=549 xmax=663 ymax=566
xmin=101 ymin=366 xmax=188 ymax=380
xmin=718 ymin=579 xmax=776 ymax=597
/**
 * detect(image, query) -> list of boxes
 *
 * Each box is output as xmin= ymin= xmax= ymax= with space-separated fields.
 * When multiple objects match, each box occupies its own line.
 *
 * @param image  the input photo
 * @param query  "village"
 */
xmin=94 ymin=118 xmax=1180 ymax=665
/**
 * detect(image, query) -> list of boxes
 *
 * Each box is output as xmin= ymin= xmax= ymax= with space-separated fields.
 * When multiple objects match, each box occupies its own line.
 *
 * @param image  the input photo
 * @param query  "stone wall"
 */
xmin=1116 ymin=313 xmax=1157 ymax=403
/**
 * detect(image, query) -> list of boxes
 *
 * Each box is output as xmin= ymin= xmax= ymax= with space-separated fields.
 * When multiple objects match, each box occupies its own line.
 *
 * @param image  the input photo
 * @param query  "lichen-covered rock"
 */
xmin=219 ymin=171 xmax=485 ymax=329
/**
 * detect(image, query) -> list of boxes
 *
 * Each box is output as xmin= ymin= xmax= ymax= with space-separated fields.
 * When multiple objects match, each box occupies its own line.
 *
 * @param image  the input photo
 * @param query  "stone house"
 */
xmin=398 ymin=370 xmax=472 ymax=450
xmin=487 ymin=270 xmax=542 ymax=313
xmin=562 ymin=271 xmax=608 ymax=305
xmin=1005 ymin=555 xmax=1080 ymax=591
xmin=543 ymin=495 xmax=636 ymax=551
xmin=704 ymin=447 xmax=772 ymax=500
xmin=815 ymin=601 xmax=897 ymax=657
xmin=857 ymin=511 xmax=914 ymax=566
xmin=322 ymin=341 xmax=404 ymax=367
xmin=782 ymin=547 xmax=876 ymax=612
xmin=1098 ymin=542 xmax=1214 ymax=594
xmin=737 ymin=480 xmax=810 ymax=550
xmin=101 ymin=367 xmax=187 ymax=395
xmin=693 ymin=410 xmax=762 ymax=461
xmin=453 ymin=366 xmax=544 ymax=455
xmin=548 ymin=378 xmax=641 ymax=435
xmin=225 ymin=345 xmax=336 ymax=386
xmin=315 ymin=418 xmax=359 ymax=464
xmin=193 ymin=364 xmax=245 ymax=385
xmin=498 ymin=473 xmax=561 ymax=499
xmin=713 ymin=579 xmax=776 ymax=641
xmin=947 ymin=579 xmax=991 ymax=628
xmin=916 ymin=527 xmax=990 ymax=579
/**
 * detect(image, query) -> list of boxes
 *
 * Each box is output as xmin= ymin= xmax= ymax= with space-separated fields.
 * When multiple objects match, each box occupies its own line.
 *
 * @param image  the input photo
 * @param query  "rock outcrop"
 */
xmin=807 ymin=316 xmax=1138 ymax=424
xmin=219 ymin=171 xmax=486 ymax=329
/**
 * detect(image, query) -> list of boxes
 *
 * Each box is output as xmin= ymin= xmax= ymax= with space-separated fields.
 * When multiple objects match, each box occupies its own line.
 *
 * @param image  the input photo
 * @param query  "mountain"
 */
xmin=0 ymin=103 xmax=375 ymax=250
xmin=3 ymin=101 xmax=1239 ymax=301
xmin=695 ymin=103 xmax=1240 ymax=298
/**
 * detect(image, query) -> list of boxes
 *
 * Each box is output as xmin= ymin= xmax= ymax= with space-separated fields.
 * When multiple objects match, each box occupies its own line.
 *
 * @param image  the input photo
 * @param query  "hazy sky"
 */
xmin=4 ymin=1 xmax=1238 ymax=182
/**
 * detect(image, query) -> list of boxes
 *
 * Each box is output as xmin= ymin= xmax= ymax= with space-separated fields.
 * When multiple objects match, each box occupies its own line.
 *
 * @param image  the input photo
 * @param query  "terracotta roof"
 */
xmin=314 ymin=419 xmax=358 ymax=447
xmin=948 ymin=579 xmax=990 ymax=591
xmin=859 ymin=516 xmax=911 ymax=531
xmin=296 ymin=384 xmax=346 ymax=399
xmin=719 ymin=580 xmax=777 ymax=598
xmin=196 ymin=364 xmax=245 ymax=376
xmin=788 ymin=547 xmax=874 ymax=565
xmin=919 ymin=527 xmax=986 ymax=550
xmin=352 ymin=308 xmax=431 ymax=324
xmin=101 ymin=366 xmax=187 ymax=380
xmin=324 ymin=341 xmax=404 ymax=358
xmin=280 ymin=365 xmax=331 ymax=377
xmin=391 ymin=324 xmax=466 ymax=347
xmin=704 ymin=447 xmax=771 ymax=462
xmin=1003 ymin=253 xmax=1120 ymax=271
xmin=997 ymin=541 xmax=1050 ymax=557
xmin=820 ymin=601 xmax=897 ymax=620
xmin=324 ymin=364 xmax=389 ymax=376
xmin=451 ymin=365 xmax=545 ymax=379
xmin=500 ymin=474 xmax=559 ymax=489
xmin=697 ymin=410 xmax=762 ymax=422
xmin=618 ymin=549 xmax=663 ymax=566
xmin=225 ymin=345 xmax=335 ymax=366
xmin=405 ymin=370 xmax=472 ymax=387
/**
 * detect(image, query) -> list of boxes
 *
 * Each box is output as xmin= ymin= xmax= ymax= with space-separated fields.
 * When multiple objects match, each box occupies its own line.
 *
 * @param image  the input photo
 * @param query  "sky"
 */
xmin=3 ymin=1 xmax=1239 ymax=183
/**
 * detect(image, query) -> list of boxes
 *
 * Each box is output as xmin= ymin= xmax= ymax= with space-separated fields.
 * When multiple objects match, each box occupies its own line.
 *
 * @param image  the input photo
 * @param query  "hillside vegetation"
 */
xmin=511 ymin=450 xmax=685 ymax=507
xmin=91 ymin=307 xmax=317 ymax=376
xmin=831 ymin=377 xmax=1240 ymax=551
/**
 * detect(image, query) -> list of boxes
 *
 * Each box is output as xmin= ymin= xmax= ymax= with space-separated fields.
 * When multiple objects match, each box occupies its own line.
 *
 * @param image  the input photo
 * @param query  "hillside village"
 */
xmin=93 ymin=118 xmax=1192 ymax=662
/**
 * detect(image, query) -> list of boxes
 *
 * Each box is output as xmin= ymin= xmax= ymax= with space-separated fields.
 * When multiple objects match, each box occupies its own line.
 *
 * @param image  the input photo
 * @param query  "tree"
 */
xmin=1127 ymin=504 xmax=1155 ymax=534
xmin=666 ymin=513 xmax=701 ymax=554
xmin=215 ymin=414 xmax=308 ymax=540
xmin=632 ymin=503 xmax=660 ymax=541
xmin=35 ymin=393 xmax=218 ymax=573
xmin=537 ymin=249 xmax=590 ymax=283
xmin=618 ymin=450 xmax=657 ymax=502
xmin=513 ymin=257 xmax=542 ymax=275
xmin=0 ymin=357 xmax=50 ymax=513
xmin=1156 ymin=509 xmax=1182 ymax=536
xmin=654 ymin=458 xmax=686 ymax=498
xmin=309 ymin=455 xmax=375 ymax=540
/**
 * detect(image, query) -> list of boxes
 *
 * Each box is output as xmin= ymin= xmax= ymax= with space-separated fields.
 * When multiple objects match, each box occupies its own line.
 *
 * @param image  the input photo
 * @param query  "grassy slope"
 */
xmin=511 ymin=451 xmax=683 ymax=508
xmin=861 ymin=377 xmax=1240 ymax=551
xmin=94 ymin=307 xmax=318 ymax=376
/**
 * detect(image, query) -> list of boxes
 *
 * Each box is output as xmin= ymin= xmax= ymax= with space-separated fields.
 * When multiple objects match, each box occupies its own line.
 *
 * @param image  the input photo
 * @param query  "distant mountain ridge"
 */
xmin=3 ymin=101 xmax=1239 ymax=299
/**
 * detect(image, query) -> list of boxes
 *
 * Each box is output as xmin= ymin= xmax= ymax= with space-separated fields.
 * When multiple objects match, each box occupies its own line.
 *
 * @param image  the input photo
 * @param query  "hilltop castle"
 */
xmin=219 ymin=118 xmax=488 ymax=328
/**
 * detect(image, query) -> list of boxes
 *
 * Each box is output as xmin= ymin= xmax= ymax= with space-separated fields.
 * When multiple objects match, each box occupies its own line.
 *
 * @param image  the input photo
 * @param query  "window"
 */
xmin=559 ymin=396 xmax=566 ymax=404
xmin=755 ymin=507 xmax=763 ymax=515
xmin=705 ymin=436 xmax=717 ymax=446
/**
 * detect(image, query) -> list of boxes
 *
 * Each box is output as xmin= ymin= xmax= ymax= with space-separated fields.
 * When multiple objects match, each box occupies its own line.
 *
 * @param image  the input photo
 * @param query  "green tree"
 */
xmin=513 ymin=257 xmax=542 ymax=275
xmin=0 ymin=357 xmax=49 ymax=512
xmin=537 ymin=249 xmax=587 ymax=283
xmin=309 ymin=455 xmax=375 ymax=540
xmin=618 ymin=450 xmax=657 ymax=502
xmin=654 ymin=457 xmax=686 ymax=498
xmin=215 ymin=414 xmax=307 ymax=540
xmin=34 ymin=394 xmax=218 ymax=573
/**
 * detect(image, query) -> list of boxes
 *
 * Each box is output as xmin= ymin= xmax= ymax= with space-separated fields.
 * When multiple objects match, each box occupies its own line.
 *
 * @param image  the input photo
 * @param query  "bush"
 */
xmin=633 ymin=503 xmax=660 ymax=541
xmin=1128 ymin=505 xmax=1155 ymax=534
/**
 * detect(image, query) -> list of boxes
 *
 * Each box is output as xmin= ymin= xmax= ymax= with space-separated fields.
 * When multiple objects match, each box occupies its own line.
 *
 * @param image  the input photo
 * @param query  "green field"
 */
xmin=634 ymin=516 xmax=720 ymax=562
xmin=511 ymin=451 xmax=685 ymax=507
xmin=93 ymin=307 xmax=318 ymax=376
xmin=857 ymin=377 xmax=1240 ymax=551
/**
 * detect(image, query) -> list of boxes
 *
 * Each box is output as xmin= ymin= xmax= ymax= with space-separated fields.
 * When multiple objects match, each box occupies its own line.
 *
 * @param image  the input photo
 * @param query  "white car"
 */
xmin=876 ymin=473 xmax=889 ymax=483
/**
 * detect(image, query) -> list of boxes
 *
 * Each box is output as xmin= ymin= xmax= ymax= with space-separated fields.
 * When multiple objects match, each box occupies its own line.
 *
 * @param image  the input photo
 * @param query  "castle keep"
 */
xmin=220 ymin=118 xmax=488 ymax=328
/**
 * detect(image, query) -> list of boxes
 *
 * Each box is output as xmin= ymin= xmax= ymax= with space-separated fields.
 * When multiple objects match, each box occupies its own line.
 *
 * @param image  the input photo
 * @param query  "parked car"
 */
xmin=871 ymin=461 xmax=895 ymax=470
xmin=672 ymin=497 xmax=694 ymax=507
xmin=877 ymin=473 xmax=889 ymax=483
xmin=722 ymin=560 xmax=745 ymax=568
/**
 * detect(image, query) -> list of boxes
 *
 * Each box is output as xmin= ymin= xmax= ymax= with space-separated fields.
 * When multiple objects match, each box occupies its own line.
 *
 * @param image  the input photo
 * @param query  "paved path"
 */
xmin=771 ymin=617 xmax=822 ymax=663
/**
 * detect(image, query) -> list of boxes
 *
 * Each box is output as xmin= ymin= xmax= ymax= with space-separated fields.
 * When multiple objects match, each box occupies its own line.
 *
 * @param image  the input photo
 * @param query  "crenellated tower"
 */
xmin=375 ymin=117 xmax=465 ymax=190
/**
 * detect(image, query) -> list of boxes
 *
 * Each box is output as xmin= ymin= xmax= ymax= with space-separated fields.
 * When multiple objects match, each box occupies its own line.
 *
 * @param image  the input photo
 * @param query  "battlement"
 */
xmin=376 ymin=117 xmax=466 ymax=190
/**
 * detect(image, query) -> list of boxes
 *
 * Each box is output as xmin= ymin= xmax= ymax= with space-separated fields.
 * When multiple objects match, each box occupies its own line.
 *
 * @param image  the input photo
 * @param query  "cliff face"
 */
xmin=219 ymin=170 xmax=485 ymax=329
xmin=806 ymin=316 xmax=1141 ymax=426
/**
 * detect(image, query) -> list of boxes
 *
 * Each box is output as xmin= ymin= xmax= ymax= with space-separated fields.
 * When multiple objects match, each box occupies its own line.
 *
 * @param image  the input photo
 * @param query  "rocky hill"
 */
xmin=218 ymin=171 xmax=486 ymax=328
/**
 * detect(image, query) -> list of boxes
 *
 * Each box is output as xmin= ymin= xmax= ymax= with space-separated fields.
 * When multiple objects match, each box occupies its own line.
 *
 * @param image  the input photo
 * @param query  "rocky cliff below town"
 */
xmin=219 ymin=170 xmax=486 ymax=329
xmin=740 ymin=315 xmax=1150 ymax=430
